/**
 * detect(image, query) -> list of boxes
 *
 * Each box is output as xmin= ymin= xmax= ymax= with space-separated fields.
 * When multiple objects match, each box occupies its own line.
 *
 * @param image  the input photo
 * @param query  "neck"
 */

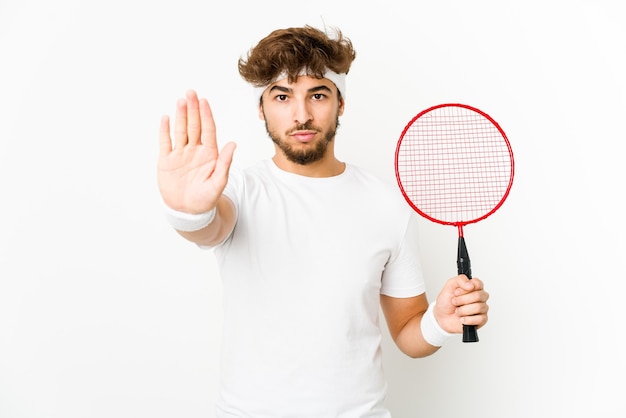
xmin=272 ymin=154 xmax=346 ymax=178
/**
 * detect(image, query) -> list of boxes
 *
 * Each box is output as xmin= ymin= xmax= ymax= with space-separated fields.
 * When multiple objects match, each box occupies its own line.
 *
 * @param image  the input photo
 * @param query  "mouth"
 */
xmin=290 ymin=130 xmax=317 ymax=143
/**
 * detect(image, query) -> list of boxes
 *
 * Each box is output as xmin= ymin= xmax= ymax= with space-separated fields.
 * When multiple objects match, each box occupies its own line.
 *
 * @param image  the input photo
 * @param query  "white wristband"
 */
xmin=421 ymin=301 xmax=454 ymax=347
xmin=162 ymin=202 xmax=216 ymax=232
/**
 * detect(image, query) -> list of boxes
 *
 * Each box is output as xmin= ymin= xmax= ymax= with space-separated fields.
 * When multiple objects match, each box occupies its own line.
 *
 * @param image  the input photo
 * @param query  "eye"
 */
xmin=312 ymin=93 xmax=326 ymax=100
xmin=276 ymin=94 xmax=288 ymax=101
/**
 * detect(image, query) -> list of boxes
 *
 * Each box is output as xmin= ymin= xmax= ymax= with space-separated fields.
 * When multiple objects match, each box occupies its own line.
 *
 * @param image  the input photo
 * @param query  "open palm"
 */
xmin=157 ymin=90 xmax=236 ymax=214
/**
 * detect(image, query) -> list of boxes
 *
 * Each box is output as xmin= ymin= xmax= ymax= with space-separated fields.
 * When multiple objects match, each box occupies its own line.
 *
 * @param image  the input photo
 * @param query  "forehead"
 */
xmin=272 ymin=75 xmax=336 ymax=92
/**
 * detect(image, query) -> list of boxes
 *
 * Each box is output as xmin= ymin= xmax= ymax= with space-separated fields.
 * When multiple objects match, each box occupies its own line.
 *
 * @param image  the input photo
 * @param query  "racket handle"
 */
xmin=463 ymin=324 xmax=479 ymax=342
xmin=457 ymin=237 xmax=479 ymax=343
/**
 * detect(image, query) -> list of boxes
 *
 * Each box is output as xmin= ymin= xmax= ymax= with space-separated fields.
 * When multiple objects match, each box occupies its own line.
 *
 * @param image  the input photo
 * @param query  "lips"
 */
xmin=291 ymin=131 xmax=317 ymax=143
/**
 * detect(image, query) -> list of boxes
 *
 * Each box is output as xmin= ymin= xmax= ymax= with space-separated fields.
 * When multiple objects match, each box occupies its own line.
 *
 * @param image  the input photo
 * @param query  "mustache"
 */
xmin=287 ymin=122 xmax=319 ymax=133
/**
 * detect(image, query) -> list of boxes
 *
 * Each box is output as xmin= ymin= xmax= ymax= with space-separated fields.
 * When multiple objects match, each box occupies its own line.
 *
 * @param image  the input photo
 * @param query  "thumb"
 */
xmin=219 ymin=141 xmax=237 ymax=168
xmin=436 ymin=276 xmax=462 ymax=313
xmin=213 ymin=141 xmax=237 ymax=183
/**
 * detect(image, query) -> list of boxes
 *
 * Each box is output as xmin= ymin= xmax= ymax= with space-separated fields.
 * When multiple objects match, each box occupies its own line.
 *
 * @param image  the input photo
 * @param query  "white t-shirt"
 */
xmin=211 ymin=160 xmax=425 ymax=417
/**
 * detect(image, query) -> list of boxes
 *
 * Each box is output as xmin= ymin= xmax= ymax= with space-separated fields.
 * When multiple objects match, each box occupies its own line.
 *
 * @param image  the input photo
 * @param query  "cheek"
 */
xmin=262 ymin=107 xmax=291 ymax=131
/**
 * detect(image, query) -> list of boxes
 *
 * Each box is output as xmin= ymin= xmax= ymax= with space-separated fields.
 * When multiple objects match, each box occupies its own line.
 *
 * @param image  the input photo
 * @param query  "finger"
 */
xmin=199 ymin=97 xmax=217 ymax=149
xmin=186 ymin=90 xmax=201 ymax=146
xmin=454 ymin=275 xmax=483 ymax=293
xmin=460 ymin=312 xmax=489 ymax=328
xmin=457 ymin=298 xmax=489 ymax=317
xmin=453 ymin=287 xmax=490 ymax=310
xmin=218 ymin=142 xmax=237 ymax=168
xmin=158 ymin=115 xmax=172 ymax=156
xmin=212 ymin=142 xmax=237 ymax=185
xmin=174 ymin=97 xmax=188 ymax=149
xmin=465 ymin=276 xmax=481 ymax=289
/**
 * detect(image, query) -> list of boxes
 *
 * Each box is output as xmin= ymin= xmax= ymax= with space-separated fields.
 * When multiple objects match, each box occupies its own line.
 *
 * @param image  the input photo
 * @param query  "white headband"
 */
xmin=253 ymin=69 xmax=346 ymax=104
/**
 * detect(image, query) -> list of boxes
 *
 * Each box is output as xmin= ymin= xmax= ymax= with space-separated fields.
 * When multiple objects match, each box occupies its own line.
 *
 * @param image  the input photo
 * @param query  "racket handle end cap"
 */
xmin=462 ymin=325 xmax=479 ymax=343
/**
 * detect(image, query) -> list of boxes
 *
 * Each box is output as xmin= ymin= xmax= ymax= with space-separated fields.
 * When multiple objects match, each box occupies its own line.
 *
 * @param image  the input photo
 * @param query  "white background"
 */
xmin=1 ymin=0 xmax=624 ymax=417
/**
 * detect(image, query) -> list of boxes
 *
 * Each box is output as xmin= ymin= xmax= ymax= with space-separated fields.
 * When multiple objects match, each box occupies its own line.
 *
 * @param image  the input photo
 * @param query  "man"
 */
xmin=157 ymin=25 xmax=489 ymax=417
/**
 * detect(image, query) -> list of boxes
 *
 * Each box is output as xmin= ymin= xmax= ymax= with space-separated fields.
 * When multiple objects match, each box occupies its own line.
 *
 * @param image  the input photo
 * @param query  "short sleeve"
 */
xmin=380 ymin=213 xmax=426 ymax=298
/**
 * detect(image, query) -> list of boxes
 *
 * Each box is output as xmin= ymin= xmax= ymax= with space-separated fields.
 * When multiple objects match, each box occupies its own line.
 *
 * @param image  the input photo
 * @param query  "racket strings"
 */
xmin=396 ymin=106 xmax=513 ymax=224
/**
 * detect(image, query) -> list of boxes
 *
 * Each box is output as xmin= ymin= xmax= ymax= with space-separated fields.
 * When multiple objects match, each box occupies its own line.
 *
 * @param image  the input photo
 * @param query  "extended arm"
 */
xmin=157 ymin=90 xmax=237 ymax=246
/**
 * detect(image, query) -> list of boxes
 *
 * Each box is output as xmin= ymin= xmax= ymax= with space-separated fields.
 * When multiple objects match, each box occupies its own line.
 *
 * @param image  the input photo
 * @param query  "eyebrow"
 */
xmin=268 ymin=84 xmax=333 ymax=95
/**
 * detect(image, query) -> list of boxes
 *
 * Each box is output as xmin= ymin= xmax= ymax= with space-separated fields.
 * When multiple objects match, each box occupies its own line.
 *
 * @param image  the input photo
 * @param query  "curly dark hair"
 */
xmin=238 ymin=25 xmax=356 ymax=88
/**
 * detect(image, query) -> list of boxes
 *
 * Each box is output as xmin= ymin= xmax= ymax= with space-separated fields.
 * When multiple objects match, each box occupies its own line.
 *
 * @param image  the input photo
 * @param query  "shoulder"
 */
xmin=346 ymin=164 xmax=408 ymax=204
xmin=224 ymin=161 xmax=273 ymax=194
xmin=345 ymin=164 xmax=390 ymax=187
xmin=342 ymin=165 xmax=416 ymax=231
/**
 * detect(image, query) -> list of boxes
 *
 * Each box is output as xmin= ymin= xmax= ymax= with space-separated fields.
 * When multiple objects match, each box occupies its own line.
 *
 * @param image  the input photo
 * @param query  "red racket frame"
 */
xmin=395 ymin=103 xmax=514 ymax=237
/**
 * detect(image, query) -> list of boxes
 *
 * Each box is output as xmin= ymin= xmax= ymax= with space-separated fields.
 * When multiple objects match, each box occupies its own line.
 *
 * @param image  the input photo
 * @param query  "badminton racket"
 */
xmin=394 ymin=103 xmax=514 ymax=343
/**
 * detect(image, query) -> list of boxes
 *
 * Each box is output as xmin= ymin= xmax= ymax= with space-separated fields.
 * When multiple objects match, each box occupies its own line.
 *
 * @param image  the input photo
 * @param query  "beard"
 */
xmin=265 ymin=117 xmax=340 ymax=165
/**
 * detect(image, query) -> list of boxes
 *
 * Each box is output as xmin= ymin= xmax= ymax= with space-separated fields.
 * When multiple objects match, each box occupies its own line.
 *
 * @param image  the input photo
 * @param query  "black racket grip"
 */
xmin=457 ymin=237 xmax=479 ymax=343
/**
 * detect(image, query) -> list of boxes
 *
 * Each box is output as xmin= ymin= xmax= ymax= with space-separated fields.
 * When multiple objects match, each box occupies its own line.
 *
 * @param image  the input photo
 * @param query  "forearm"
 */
xmin=393 ymin=312 xmax=442 ymax=358
xmin=173 ymin=196 xmax=236 ymax=247
xmin=381 ymin=294 xmax=453 ymax=358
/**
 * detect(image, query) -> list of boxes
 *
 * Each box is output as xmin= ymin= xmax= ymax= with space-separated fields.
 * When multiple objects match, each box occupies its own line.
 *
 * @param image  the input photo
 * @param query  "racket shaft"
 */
xmin=457 ymin=237 xmax=479 ymax=343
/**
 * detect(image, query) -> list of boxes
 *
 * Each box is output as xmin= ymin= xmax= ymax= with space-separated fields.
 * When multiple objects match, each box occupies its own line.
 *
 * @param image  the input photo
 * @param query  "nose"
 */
xmin=293 ymin=98 xmax=313 ymax=125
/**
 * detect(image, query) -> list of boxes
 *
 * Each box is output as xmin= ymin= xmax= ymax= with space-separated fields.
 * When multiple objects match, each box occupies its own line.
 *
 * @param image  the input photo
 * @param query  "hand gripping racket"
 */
xmin=394 ymin=103 xmax=514 ymax=343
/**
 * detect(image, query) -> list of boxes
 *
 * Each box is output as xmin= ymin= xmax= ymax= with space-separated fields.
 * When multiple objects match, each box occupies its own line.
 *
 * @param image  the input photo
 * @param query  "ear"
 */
xmin=338 ymin=97 xmax=345 ymax=116
xmin=257 ymin=102 xmax=265 ymax=120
